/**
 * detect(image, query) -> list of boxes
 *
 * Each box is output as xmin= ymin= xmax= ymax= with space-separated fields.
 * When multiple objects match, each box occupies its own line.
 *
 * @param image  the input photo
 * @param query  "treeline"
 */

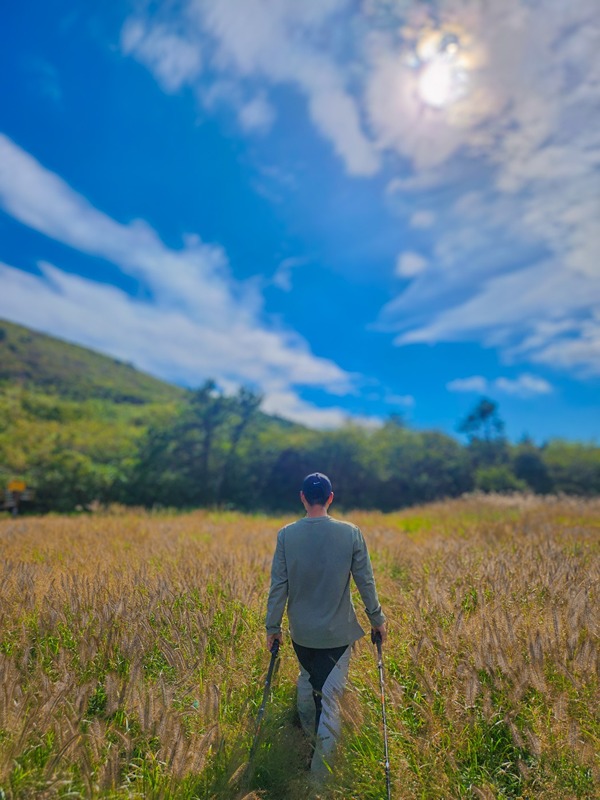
xmin=1 ymin=382 xmax=599 ymax=514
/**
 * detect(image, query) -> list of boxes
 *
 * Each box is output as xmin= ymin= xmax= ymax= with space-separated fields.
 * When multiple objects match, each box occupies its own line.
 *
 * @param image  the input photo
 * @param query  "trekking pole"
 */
xmin=371 ymin=630 xmax=392 ymax=800
xmin=249 ymin=638 xmax=280 ymax=763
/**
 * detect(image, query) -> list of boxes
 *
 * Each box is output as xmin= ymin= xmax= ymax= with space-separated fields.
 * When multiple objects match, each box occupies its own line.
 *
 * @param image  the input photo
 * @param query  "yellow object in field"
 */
xmin=8 ymin=479 xmax=26 ymax=493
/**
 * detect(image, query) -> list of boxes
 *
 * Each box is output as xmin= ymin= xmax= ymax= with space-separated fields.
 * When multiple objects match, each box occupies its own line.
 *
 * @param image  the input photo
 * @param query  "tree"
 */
xmin=131 ymin=382 xmax=263 ymax=508
xmin=475 ymin=465 xmax=527 ymax=494
xmin=216 ymin=386 xmax=263 ymax=503
xmin=458 ymin=397 xmax=508 ymax=468
xmin=29 ymin=449 xmax=116 ymax=512
xmin=513 ymin=438 xmax=553 ymax=493
xmin=189 ymin=380 xmax=230 ymax=503
xmin=458 ymin=397 xmax=505 ymax=442
xmin=542 ymin=441 xmax=600 ymax=496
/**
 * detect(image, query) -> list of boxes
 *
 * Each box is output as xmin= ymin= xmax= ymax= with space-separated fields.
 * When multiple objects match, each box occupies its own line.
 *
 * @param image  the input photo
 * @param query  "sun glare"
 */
xmin=412 ymin=29 xmax=471 ymax=109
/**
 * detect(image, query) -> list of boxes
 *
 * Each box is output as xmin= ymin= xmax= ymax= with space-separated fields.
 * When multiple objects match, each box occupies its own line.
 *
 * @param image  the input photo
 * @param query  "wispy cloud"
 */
xmin=409 ymin=210 xmax=436 ymax=230
xmin=121 ymin=18 xmax=202 ymax=92
xmin=272 ymin=256 xmax=310 ymax=292
xmin=390 ymin=261 xmax=600 ymax=376
xmin=238 ymin=93 xmax=276 ymax=134
xmin=374 ymin=0 xmax=600 ymax=376
xmin=121 ymin=0 xmax=379 ymax=174
xmin=447 ymin=376 xmax=487 ymax=394
xmin=0 ymin=135 xmax=368 ymax=428
xmin=395 ymin=251 xmax=428 ymax=278
xmin=24 ymin=57 xmax=62 ymax=102
xmin=261 ymin=388 xmax=381 ymax=429
xmin=448 ymin=374 xmax=553 ymax=398
xmin=495 ymin=375 xmax=553 ymax=397
xmin=120 ymin=0 xmax=600 ymax=378
xmin=385 ymin=393 xmax=415 ymax=408
xmin=200 ymin=81 xmax=276 ymax=135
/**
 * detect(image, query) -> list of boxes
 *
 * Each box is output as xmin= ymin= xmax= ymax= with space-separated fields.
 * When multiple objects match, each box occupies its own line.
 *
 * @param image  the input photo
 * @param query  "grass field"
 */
xmin=0 ymin=496 xmax=598 ymax=799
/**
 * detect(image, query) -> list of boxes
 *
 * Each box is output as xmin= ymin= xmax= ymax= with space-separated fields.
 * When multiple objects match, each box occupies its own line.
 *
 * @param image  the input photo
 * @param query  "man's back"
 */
xmin=266 ymin=515 xmax=383 ymax=649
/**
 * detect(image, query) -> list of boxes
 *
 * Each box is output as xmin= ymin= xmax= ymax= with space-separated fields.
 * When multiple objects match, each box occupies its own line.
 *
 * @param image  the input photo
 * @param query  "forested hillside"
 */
xmin=1 ymin=320 xmax=599 ymax=513
xmin=0 ymin=320 xmax=184 ymax=403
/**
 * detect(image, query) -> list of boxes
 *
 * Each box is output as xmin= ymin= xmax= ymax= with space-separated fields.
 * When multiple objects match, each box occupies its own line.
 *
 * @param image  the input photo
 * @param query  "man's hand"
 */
xmin=371 ymin=623 xmax=387 ymax=645
xmin=266 ymin=632 xmax=283 ymax=652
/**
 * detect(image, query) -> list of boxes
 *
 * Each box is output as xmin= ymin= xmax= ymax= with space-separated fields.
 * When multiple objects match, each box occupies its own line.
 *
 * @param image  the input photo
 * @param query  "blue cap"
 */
xmin=302 ymin=472 xmax=333 ymax=504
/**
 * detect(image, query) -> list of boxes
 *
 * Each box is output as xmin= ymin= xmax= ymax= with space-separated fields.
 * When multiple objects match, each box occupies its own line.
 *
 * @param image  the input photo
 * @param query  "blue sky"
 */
xmin=0 ymin=0 xmax=598 ymax=440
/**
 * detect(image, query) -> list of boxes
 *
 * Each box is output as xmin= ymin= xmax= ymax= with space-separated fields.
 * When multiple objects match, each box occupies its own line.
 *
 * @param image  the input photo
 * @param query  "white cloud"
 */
xmin=518 ymin=313 xmax=600 ymax=378
xmin=391 ymin=260 xmax=600 ymax=377
xmin=447 ymin=374 xmax=553 ymax=398
xmin=121 ymin=18 xmax=202 ymax=92
xmin=261 ymin=389 xmax=381 ymax=430
xmin=382 ymin=190 xmax=600 ymax=372
xmin=121 ymin=0 xmax=380 ymax=175
xmin=0 ymin=135 xmax=364 ymax=427
xmin=447 ymin=376 xmax=487 ymax=394
xmin=409 ymin=210 xmax=435 ymax=229
xmin=238 ymin=93 xmax=275 ymax=133
xmin=495 ymin=374 xmax=552 ymax=397
xmin=272 ymin=257 xmax=308 ymax=292
xmin=0 ymin=134 xmax=236 ymax=327
xmin=201 ymin=0 xmax=380 ymax=175
xmin=395 ymin=251 xmax=428 ymax=278
xmin=200 ymin=81 xmax=276 ymax=135
xmin=25 ymin=57 xmax=62 ymax=103
xmin=385 ymin=393 xmax=415 ymax=408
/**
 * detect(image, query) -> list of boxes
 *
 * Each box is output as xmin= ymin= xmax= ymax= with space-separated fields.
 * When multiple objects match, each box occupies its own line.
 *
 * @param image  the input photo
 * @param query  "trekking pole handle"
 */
xmin=264 ymin=638 xmax=279 ymax=687
xmin=371 ymin=628 xmax=383 ymax=654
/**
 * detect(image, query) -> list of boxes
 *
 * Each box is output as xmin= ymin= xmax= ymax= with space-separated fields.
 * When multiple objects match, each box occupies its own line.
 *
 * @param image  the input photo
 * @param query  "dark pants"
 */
xmin=292 ymin=641 xmax=350 ymax=777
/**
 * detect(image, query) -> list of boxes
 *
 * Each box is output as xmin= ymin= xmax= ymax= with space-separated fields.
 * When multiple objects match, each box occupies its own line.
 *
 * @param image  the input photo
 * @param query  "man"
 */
xmin=265 ymin=472 xmax=386 ymax=779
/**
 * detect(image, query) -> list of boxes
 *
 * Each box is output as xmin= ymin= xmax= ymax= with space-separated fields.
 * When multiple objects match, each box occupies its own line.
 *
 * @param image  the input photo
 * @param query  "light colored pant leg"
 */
xmin=297 ymin=663 xmax=316 ymax=736
xmin=311 ymin=646 xmax=351 ymax=779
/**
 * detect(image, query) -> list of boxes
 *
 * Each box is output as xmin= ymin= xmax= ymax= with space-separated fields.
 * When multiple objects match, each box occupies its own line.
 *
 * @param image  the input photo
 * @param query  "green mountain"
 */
xmin=0 ymin=319 xmax=297 ymax=513
xmin=0 ymin=319 xmax=185 ymax=404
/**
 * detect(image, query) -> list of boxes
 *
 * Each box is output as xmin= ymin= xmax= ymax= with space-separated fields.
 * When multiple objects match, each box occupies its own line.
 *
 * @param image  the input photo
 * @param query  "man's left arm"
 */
xmin=265 ymin=528 xmax=288 ymax=650
xmin=351 ymin=527 xmax=386 ymax=636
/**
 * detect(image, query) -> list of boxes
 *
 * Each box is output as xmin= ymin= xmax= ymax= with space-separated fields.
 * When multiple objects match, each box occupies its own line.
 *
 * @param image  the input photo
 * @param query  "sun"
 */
xmin=419 ymin=59 xmax=458 ymax=107
xmin=412 ymin=29 xmax=472 ymax=109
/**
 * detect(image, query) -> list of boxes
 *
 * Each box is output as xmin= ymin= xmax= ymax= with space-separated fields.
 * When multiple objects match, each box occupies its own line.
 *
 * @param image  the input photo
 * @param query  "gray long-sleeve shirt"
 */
xmin=265 ymin=515 xmax=385 ymax=649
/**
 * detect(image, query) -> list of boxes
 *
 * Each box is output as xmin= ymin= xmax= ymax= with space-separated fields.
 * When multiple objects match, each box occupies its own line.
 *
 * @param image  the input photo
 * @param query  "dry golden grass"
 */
xmin=0 ymin=497 xmax=598 ymax=799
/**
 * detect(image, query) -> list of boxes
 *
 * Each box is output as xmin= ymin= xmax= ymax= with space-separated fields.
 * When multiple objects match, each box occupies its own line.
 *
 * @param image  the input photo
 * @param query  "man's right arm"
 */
xmin=265 ymin=528 xmax=288 ymax=644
